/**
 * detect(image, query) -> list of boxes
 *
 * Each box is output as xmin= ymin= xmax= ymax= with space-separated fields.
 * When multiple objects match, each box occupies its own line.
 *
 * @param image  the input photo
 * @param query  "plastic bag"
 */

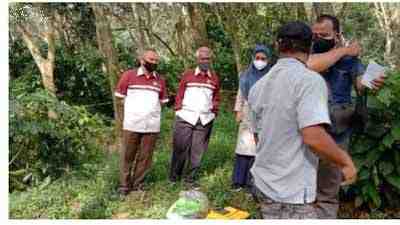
xmin=166 ymin=190 xmax=209 ymax=219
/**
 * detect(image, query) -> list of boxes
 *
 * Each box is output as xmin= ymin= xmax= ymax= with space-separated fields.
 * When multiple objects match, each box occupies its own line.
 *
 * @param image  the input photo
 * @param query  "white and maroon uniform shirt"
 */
xmin=175 ymin=67 xmax=220 ymax=126
xmin=115 ymin=67 xmax=168 ymax=133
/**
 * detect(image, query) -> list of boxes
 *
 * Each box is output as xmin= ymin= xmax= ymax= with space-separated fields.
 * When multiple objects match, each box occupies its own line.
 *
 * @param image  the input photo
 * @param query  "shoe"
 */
xmin=184 ymin=180 xmax=200 ymax=189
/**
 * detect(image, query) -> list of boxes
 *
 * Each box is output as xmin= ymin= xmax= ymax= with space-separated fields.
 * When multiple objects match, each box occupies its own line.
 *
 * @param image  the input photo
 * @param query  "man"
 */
xmin=248 ymin=21 xmax=357 ymax=219
xmin=169 ymin=46 xmax=220 ymax=187
xmin=115 ymin=49 xmax=169 ymax=196
xmin=308 ymin=15 xmax=385 ymax=219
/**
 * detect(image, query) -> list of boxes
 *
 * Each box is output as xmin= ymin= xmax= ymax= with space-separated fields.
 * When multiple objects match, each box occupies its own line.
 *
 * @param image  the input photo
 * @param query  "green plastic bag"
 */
xmin=166 ymin=190 xmax=209 ymax=219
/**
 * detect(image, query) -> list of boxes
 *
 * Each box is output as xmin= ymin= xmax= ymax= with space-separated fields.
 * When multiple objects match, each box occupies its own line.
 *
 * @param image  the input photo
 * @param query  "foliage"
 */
xmin=54 ymin=44 xmax=114 ymax=118
xmin=9 ymin=87 xmax=111 ymax=192
xmin=344 ymin=70 xmax=400 ymax=211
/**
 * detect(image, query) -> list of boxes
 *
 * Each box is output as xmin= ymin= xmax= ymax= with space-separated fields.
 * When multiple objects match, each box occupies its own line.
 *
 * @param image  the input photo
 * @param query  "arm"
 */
xmin=115 ymin=71 xmax=131 ymax=122
xmin=307 ymin=41 xmax=361 ymax=73
xmin=302 ymin=125 xmax=357 ymax=185
xmin=234 ymin=88 xmax=244 ymax=122
xmin=159 ymin=78 xmax=169 ymax=106
xmin=174 ymin=73 xmax=187 ymax=111
xmin=211 ymin=76 xmax=221 ymax=116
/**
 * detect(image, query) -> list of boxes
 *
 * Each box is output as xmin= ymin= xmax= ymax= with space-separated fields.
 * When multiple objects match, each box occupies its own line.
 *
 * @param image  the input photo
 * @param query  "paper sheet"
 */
xmin=361 ymin=61 xmax=385 ymax=89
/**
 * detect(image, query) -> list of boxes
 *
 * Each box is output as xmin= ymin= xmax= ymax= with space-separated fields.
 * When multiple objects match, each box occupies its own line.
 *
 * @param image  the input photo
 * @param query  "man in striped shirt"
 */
xmin=169 ymin=47 xmax=220 ymax=187
xmin=115 ymin=49 xmax=169 ymax=196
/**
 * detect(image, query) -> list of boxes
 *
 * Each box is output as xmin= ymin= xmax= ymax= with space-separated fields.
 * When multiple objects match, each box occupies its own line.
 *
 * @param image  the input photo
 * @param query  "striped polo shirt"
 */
xmin=115 ymin=66 xmax=168 ymax=133
xmin=175 ymin=67 xmax=220 ymax=126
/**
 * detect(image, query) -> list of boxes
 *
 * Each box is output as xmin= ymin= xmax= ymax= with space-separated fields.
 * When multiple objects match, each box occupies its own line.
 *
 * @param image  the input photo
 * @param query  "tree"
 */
xmin=91 ymin=3 xmax=124 ymax=142
xmin=373 ymin=3 xmax=400 ymax=69
xmin=185 ymin=3 xmax=209 ymax=48
xmin=12 ymin=3 xmax=57 ymax=94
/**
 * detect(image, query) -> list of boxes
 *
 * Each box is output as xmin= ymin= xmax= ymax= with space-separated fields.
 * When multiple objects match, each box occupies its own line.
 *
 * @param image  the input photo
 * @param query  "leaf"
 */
xmin=382 ymin=133 xmax=395 ymax=148
xmin=391 ymin=121 xmax=400 ymax=141
xmin=366 ymin=183 xmax=381 ymax=208
xmin=385 ymin=174 xmax=400 ymax=191
xmin=378 ymin=161 xmax=394 ymax=176
xmin=39 ymin=176 xmax=51 ymax=190
xmin=358 ymin=168 xmax=370 ymax=180
xmin=365 ymin=150 xmax=382 ymax=167
xmin=373 ymin=166 xmax=380 ymax=186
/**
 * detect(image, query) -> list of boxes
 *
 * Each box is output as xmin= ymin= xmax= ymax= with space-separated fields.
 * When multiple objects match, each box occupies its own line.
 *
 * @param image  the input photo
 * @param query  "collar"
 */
xmin=137 ymin=66 xmax=157 ymax=78
xmin=195 ymin=67 xmax=212 ymax=77
xmin=277 ymin=57 xmax=307 ymax=67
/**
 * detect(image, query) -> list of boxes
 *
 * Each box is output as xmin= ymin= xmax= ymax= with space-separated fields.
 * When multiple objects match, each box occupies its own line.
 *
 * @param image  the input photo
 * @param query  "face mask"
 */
xmin=312 ymin=37 xmax=336 ymax=54
xmin=199 ymin=63 xmax=210 ymax=72
xmin=253 ymin=60 xmax=268 ymax=70
xmin=143 ymin=61 xmax=157 ymax=73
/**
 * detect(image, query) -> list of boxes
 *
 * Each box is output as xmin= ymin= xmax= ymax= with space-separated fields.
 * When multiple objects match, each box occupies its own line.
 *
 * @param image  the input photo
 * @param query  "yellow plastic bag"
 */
xmin=207 ymin=207 xmax=250 ymax=219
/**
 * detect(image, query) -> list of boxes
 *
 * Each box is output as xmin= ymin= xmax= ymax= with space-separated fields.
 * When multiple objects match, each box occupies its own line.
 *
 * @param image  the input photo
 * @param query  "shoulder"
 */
xmin=300 ymin=68 xmax=327 ymax=89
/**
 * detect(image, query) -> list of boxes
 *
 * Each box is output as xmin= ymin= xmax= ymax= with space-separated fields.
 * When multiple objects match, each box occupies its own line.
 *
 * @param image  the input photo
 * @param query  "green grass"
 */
xmin=11 ymin=99 xmax=397 ymax=219
xmin=9 ymin=101 xmax=259 ymax=219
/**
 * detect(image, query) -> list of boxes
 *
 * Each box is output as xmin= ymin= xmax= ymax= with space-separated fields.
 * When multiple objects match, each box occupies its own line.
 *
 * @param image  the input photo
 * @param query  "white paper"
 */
xmin=361 ymin=61 xmax=385 ymax=89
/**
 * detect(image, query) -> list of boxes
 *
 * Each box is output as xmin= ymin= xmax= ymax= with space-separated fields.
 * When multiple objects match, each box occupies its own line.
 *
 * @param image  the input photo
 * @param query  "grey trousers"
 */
xmin=252 ymin=185 xmax=318 ymax=219
xmin=316 ymin=129 xmax=351 ymax=219
xmin=169 ymin=116 xmax=213 ymax=182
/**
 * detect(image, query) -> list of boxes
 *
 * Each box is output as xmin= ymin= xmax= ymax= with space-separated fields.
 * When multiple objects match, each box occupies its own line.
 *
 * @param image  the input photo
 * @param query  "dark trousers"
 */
xmin=169 ymin=116 xmax=213 ymax=182
xmin=316 ymin=129 xmax=351 ymax=218
xmin=232 ymin=154 xmax=255 ymax=187
xmin=119 ymin=130 xmax=158 ymax=192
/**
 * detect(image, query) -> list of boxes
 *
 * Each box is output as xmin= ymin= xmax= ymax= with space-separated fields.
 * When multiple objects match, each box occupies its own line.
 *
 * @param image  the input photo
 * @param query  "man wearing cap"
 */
xmin=169 ymin=46 xmax=220 ymax=187
xmin=248 ymin=21 xmax=357 ymax=219
xmin=115 ymin=49 xmax=169 ymax=196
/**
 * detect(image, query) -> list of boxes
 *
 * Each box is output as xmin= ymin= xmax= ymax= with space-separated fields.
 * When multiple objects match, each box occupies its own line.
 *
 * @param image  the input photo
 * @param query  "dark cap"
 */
xmin=277 ymin=21 xmax=313 ymax=53
xmin=277 ymin=21 xmax=312 ymax=42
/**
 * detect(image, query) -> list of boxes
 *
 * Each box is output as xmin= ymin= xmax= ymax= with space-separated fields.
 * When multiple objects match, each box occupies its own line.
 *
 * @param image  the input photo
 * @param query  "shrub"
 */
xmin=344 ymin=70 xmax=400 ymax=210
xmin=9 ymin=88 xmax=111 ymax=192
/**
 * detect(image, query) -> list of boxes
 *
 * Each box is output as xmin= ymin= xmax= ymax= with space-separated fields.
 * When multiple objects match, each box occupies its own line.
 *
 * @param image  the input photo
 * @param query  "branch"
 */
xmin=147 ymin=29 xmax=176 ymax=56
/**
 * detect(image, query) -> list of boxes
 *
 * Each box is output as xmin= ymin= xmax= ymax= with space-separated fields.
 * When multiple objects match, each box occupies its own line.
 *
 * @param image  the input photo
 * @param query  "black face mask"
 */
xmin=312 ymin=37 xmax=336 ymax=54
xmin=143 ymin=61 xmax=157 ymax=73
xmin=199 ymin=63 xmax=210 ymax=72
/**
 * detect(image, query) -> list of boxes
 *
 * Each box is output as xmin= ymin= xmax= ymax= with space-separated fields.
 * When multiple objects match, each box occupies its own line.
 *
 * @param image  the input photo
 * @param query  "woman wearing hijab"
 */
xmin=232 ymin=44 xmax=273 ymax=190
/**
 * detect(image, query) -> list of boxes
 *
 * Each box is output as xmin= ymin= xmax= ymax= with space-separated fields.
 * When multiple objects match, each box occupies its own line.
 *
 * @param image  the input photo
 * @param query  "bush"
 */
xmin=344 ymin=70 xmax=400 ymax=210
xmin=9 ymin=87 xmax=111 ymax=192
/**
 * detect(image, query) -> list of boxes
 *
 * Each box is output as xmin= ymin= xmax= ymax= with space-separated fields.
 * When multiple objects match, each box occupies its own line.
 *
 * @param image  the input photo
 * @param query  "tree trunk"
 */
xmin=132 ymin=3 xmax=148 ymax=54
xmin=91 ymin=3 xmax=124 ymax=143
xmin=373 ymin=3 xmax=400 ymax=69
xmin=312 ymin=2 xmax=335 ymax=19
xmin=296 ymin=3 xmax=308 ymax=22
xmin=185 ymin=3 xmax=209 ymax=48
xmin=16 ymin=21 xmax=57 ymax=95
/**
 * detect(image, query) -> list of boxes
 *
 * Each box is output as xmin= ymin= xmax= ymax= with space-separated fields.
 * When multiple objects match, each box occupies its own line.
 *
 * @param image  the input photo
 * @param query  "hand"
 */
xmin=341 ymin=161 xmax=357 ymax=186
xmin=235 ymin=111 xmax=242 ymax=123
xmin=370 ymin=73 xmax=386 ymax=90
xmin=345 ymin=41 xmax=361 ymax=57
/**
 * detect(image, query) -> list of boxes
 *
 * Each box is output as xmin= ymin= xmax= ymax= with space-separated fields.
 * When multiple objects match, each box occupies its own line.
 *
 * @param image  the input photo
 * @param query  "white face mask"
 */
xmin=253 ymin=60 xmax=268 ymax=70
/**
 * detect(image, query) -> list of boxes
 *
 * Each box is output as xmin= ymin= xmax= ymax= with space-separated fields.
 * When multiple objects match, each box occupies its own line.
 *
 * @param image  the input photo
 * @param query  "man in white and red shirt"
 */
xmin=169 ymin=47 xmax=220 ymax=186
xmin=115 ymin=50 xmax=168 ymax=195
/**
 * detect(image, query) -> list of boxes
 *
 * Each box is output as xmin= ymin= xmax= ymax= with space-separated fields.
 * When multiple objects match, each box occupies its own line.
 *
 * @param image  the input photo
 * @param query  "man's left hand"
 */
xmin=370 ymin=73 xmax=386 ymax=90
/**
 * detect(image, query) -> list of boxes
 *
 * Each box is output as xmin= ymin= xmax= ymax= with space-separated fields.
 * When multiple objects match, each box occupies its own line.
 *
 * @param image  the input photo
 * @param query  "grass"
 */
xmin=9 ymin=99 xmax=259 ymax=219
xmin=10 ymin=97 xmax=398 ymax=219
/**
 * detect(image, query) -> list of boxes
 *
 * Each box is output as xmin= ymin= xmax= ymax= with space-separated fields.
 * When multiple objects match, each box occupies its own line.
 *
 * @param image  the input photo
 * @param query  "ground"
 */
xmin=8 ymin=98 xmax=397 ymax=219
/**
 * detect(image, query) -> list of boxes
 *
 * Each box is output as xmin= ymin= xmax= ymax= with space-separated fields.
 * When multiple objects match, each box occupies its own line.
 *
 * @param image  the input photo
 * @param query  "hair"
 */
xmin=138 ymin=48 xmax=158 ymax=61
xmin=316 ymin=14 xmax=340 ymax=33
xmin=276 ymin=21 xmax=313 ymax=54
